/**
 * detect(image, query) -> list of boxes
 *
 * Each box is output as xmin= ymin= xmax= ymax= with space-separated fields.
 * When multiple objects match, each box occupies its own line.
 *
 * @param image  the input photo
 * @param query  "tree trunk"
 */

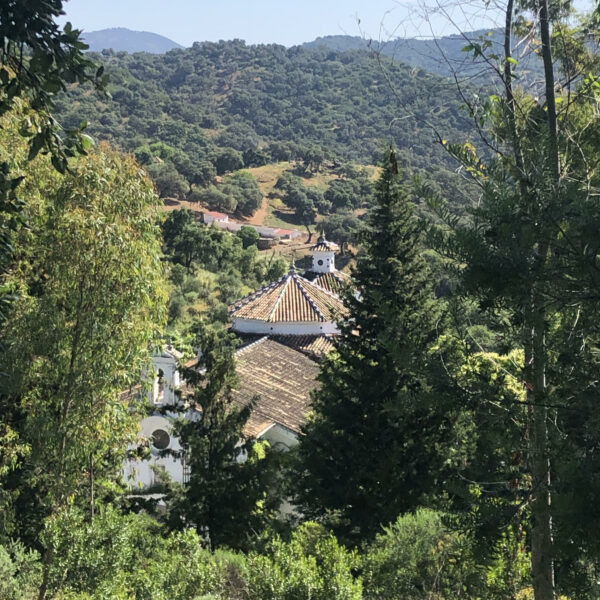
xmin=90 ymin=452 xmax=95 ymax=520
xmin=528 ymin=293 xmax=555 ymax=600
xmin=529 ymin=2 xmax=559 ymax=597
xmin=37 ymin=548 xmax=53 ymax=600
xmin=539 ymin=0 xmax=560 ymax=182
xmin=305 ymin=224 xmax=313 ymax=244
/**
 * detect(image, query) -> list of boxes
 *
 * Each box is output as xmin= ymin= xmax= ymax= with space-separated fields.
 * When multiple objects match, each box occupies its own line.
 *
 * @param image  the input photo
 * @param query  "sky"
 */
xmin=57 ymin=0 xmax=503 ymax=48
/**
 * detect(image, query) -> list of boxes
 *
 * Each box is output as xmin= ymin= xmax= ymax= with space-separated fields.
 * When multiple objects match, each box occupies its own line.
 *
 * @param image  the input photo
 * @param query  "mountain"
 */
xmin=82 ymin=28 xmax=183 ymax=54
xmin=301 ymin=30 xmax=543 ymax=82
xmin=54 ymin=40 xmax=478 ymax=212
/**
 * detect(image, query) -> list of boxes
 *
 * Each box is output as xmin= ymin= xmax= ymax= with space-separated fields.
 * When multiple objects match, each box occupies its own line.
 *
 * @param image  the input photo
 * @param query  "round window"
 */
xmin=151 ymin=428 xmax=170 ymax=450
xmin=317 ymin=259 xmax=324 ymax=266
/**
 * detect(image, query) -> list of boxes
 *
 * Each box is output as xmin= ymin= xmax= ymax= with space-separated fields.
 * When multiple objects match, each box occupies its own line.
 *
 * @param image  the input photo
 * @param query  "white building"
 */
xmin=202 ymin=210 xmax=229 ymax=225
xmin=124 ymin=345 xmax=188 ymax=490
xmin=125 ymin=241 xmax=348 ymax=491
xmin=302 ymin=236 xmax=352 ymax=295
xmin=229 ymin=266 xmax=346 ymax=336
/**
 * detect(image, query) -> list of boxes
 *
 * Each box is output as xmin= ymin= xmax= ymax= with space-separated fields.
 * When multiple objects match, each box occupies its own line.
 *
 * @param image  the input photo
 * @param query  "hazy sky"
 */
xmin=58 ymin=0 xmax=501 ymax=47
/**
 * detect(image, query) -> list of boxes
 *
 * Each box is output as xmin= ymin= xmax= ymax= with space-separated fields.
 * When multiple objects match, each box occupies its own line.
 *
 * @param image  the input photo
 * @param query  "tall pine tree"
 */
xmin=166 ymin=326 xmax=284 ymax=550
xmin=294 ymin=150 xmax=466 ymax=544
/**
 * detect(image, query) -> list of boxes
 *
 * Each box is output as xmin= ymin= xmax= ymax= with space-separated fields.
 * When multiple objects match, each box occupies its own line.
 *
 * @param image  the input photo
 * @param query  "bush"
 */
xmin=361 ymin=509 xmax=483 ymax=600
xmin=245 ymin=522 xmax=362 ymax=600
xmin=0 ymin=541 xmax=41 ymax=600
xmin=42 ymin=506 xmax=230 ymax=600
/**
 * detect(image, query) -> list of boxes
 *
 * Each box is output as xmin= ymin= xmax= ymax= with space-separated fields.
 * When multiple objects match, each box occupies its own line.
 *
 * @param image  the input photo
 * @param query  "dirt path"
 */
xmin=244 ymin=197 xmax=269 ymax=226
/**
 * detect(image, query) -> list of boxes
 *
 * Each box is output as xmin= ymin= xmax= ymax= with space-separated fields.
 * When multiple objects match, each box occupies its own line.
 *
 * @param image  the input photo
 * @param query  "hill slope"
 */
xmin=55 ymin=40 xmax=477 ymax=210
xmin=83 ymin=28 xmax=183 ymax=53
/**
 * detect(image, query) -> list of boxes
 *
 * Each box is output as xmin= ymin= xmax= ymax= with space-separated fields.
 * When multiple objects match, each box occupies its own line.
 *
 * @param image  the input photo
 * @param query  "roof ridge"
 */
xmin=294 ymin=275 xmax=326 ymax=322
xmin=229 ymin=273 xmax=286 ymax=315
xmin=266 ymin=272 xmax=292 ymax=322
xmin=298 ymin=272 xmax=346 ymax=301
xmin=235 ymin=335 xmax=269 ymax=356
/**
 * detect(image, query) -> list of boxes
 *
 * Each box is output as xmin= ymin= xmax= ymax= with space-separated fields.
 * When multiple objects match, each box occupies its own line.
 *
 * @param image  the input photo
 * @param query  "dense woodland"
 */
xmin=53 ymin=38 xmax=477 ymax=213
xmin=2 ymin=1 xmax=600 ymax=600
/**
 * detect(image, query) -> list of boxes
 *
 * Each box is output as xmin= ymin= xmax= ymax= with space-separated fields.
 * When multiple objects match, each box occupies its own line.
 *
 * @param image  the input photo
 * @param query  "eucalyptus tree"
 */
xmin=0 ymin=143 xmax=167 ymax=599
xmin=0 ymin=0 xmax=105 ymax=326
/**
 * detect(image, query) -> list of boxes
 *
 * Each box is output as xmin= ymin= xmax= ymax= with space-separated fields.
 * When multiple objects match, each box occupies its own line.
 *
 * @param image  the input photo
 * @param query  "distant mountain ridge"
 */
xmin=301 ymin=30 xmax=543 ymax=82
xmin=82 ymin=28 xmax=183 ymax=54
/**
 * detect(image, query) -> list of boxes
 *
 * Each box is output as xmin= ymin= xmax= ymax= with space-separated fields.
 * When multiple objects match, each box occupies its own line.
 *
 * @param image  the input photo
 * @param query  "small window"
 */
xmin=157 ymin=369 xmax=165 ymax=401
xmin=317 ymin=259 xmax=324 ymax=266
xmin=151 ymin=428 xmax=170 ymax=450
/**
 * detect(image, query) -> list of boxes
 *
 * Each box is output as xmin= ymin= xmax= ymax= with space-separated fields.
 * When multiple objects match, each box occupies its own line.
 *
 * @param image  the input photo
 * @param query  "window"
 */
xmin=151 ymin=428 xmax=170 ymax=450
xmin=156 ymin=368 xmax=165 ymax=402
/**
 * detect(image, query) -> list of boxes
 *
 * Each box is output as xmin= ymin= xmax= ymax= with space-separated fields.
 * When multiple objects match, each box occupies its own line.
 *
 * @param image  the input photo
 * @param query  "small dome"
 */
xmin=309 ymin=236 xmax=339 ymax=252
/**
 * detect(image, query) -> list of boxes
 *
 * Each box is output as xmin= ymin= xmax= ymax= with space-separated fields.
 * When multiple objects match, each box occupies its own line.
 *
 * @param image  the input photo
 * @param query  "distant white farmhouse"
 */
xmin=202 ymin=210 xmax=229 ymax=225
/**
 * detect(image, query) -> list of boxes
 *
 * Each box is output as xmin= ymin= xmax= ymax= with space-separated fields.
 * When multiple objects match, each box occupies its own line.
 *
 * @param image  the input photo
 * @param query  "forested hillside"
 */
xmin=54 ymin=40 xmax=477 ymax=209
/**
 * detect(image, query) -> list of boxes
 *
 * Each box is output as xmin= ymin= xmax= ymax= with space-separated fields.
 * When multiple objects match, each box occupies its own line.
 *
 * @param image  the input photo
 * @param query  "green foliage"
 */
xmin=0 ymin=540 xmax=41 ymax=600
xmin=4 ymin=507 xmax=366 ymax=600
xmin=215 ymin=147 xmax=244 ymax=175
xmin=0 ymin=145 xmax=167 ymax=545
xmin=245 ymin=522 xmax=362 ymax=600
xmin=167 ymin=326 xmax=285 ymax=550
xmin=362 ymin=509 xmax=482 ymax=600
xmin=294 ymin=151 xmax=468 ymax=543
xmin=325 ymin=176 xmax=373 ymax=211
xmin=221 ymin=171 xmax=262 ymax=217
xmin=146 ymin=161 xmax=189 ymax=198
xmin=237 ymin=225 xmax=260 ymax=249
xmin=319 ymin=211 xmax=363 ymax=251
xmin=40 ymin=505 xmax=235 ymax=600
xmin=0 ymin=2 xmax=105 ymax=329
xmin=0 ymin=1 xmax=105 ymax=169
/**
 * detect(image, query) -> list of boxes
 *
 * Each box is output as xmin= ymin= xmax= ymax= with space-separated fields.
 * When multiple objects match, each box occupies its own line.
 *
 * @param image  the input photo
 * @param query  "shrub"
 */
xmin=245 ymin=522 xmax=362 ymax=600
xmin=361 ymin=509 xmax=482 ymax=600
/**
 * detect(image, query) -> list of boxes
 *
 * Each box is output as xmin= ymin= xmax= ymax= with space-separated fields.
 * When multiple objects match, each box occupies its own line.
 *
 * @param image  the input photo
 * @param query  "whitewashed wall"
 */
xmin=123 ymin=414 xmax=184 ymax=489
xmin=232 ymin=317 xmax=339 ymax=336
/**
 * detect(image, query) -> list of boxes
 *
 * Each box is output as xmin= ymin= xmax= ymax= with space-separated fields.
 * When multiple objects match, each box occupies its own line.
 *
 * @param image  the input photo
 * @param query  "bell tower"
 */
xmin=310 ymin=236 xmax=338 ymax=274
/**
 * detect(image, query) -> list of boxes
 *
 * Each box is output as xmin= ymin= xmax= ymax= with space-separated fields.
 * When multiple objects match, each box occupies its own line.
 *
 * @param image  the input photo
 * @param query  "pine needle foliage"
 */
xmin=167 ymin=326 xmax=284 ymax=550
xmin=294 ymin=149 xmax=465 ymax=544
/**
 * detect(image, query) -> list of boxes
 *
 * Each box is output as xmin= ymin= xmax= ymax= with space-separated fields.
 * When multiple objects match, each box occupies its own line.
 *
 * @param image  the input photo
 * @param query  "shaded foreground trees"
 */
xmin=294 ymin=151 xmax=467 ymax=544
xmin=416 ymin=1 xmax=600 ymax=597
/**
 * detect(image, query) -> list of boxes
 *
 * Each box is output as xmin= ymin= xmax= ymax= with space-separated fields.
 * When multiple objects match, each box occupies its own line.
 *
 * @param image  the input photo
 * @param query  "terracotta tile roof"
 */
xmin=271 ymin=334 xmax=336 ymax=359
xmin=229 ymin=269 xmax=347 ymax=323
xmin=181 ymin=337 xmax=320 ymax=438
xmin=204 ymin=210 xmax=227 ymax=219
xmin=231 ymin=337 xmax=320 ymax=436
xmin=304 ymin=270 xmax=351 ymax=295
